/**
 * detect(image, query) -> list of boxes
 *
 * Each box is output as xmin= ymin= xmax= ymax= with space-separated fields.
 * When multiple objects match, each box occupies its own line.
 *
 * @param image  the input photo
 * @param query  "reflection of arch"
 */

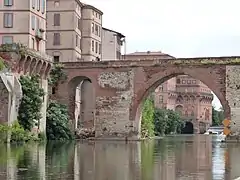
xmin=175 ymin=105 xmax=183 ymax=116
xmin=205 ymin=108 xmax=210 ymax=121
xmin=131 ymin=68 xmax=229 ymax=128
xmin=68 ymin=76 xmax=95 ymax=130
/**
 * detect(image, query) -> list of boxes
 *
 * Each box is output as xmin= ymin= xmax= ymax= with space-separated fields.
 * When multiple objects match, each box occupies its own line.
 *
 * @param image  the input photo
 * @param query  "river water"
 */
xmin=0 ymin=135 xmax=240 ymax=180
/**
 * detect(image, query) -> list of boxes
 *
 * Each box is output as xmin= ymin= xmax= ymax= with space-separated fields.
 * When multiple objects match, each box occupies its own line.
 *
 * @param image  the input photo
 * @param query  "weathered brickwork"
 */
xmin=95 ymin=70 xmax=137 ymax=138
xmin=0 ymin=77 xmax=9 ymax=124
xmin=226 ymin=65 xmax=240 ymax=140
xmin=57 ymin=57 xmax=240 ymax=140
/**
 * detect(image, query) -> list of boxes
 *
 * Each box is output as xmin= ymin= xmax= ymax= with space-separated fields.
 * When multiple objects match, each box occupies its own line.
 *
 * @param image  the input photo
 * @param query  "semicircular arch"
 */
xmin=130 ymin=68 xmax=230 ymax=124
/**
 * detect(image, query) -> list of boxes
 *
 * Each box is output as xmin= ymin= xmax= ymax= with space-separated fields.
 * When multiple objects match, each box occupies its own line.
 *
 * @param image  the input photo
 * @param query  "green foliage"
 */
xmin=154 ymin=108 xmax=168 ymax=136
xmin=0 ymin=57 xmax=5 ymax=71
xmin=0 ymin=43 xmax=27 ymax=56
xmin=46 ymin=101 xmax=74 ymax=141
xmin=48 ymin=63 xmax=67 ymax=86
xmin=172 ymin=58 xmax=240 ymax=65
xmin=0 ymin=121 xmax=39 ymax=143
xmin=212 ymin=106 xmax=224 ymax=126
xmin=18 ymin=75 xmax=44 ymax=131
xmin=141 ymin=98 xmax=155 ymax=138
xmin=154 ymin=108 xmax=184 ymax=135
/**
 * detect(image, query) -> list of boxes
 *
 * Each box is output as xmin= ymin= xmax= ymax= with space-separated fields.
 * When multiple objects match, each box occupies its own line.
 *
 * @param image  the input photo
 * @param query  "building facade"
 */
xmin=46 ymin=0 xmax=103 ymax=62
xmin=124 ymin=51 xmax=213 ymax=132
xmin=0 ymin=0 xmax=46 ymax=52
xmin=0 ymin=0 xmax=52 ymax=134
xmin=102 ymin=27 xmax=125 ymax=60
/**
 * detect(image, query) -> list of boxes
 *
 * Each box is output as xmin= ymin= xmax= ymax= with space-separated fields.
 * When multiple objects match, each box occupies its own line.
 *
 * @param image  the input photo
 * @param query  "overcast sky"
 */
xmin=83 ymin=0 xmax=240 ymax=109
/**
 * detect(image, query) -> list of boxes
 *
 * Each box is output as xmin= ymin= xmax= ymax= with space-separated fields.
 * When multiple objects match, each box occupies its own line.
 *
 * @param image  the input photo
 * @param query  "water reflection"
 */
xmin=0 ymin=135 xmax=240 ymax=180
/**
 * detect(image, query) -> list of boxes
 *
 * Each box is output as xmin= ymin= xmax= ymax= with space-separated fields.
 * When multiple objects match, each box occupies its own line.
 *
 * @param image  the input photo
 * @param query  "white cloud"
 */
xmin=83 ymin=0 xmax=240 ymax=108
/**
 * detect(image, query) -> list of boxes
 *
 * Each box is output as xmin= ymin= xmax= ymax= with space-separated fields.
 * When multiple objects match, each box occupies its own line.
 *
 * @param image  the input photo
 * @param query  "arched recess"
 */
xmin=35 ymin=60 xmax=43 ymax=74
xmin=29 ymin=58 xmax=37 ymax=75
xmin=17 ymin=55 xmax=26 ymax=73
xmin=23 ymin=56 xmax=32 ymax=74
xmin=39 ymin=62 xmax=47 ymax=78
xmin=131 ymin=69 xmax=229 ymax=130
xmin=43 ymin=63 xmax=52 ymax=79
xmin=68 ymin=76 xmax=95 ymax=130
xmin=182 ymin=121 xmax=194 ymax=134
xmin=175 ymin=105 xmax=183 ymax=116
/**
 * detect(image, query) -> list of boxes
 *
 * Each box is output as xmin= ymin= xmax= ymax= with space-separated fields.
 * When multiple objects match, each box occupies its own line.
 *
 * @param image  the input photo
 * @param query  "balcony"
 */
xmin=35 ymin=29 xmax=44 ymax=40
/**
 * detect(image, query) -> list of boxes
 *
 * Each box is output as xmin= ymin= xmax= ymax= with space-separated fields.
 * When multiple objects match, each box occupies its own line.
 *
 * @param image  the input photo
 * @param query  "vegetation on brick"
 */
xmin=172 ymin=58 xmax=240 ymax=65
xmin=0 ymin=57 xmax=5 ymax=71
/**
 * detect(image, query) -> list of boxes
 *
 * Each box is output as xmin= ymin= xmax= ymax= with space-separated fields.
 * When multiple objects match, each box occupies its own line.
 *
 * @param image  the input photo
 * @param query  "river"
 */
xmin=0 ymin=135 xmax=240 ymax=180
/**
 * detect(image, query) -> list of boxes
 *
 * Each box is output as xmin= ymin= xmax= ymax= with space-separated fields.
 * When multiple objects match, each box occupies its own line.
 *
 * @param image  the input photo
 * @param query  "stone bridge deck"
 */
xmin=56 ymin=56 xmax=240 ymax=140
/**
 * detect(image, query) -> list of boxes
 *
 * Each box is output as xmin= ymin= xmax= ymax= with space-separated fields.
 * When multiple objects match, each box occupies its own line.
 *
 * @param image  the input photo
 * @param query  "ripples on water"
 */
xmin=0 ymin=135 xmax=240 ymax=180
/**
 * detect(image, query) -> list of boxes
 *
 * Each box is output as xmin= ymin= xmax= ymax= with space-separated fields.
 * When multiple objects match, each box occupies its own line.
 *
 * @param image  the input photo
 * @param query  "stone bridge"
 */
xmin=55 ymin=56 xmax=240 ymax=140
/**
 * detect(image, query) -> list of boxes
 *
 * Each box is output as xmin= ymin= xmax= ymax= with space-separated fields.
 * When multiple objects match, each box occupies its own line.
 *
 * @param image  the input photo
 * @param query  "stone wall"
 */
xmin=0 ymin=75 xmax=9 ymax=124
xmin=226 ymin=65 xmax=240 ymax=139
xmin=95 ymin=70 xmax=139 ymax=139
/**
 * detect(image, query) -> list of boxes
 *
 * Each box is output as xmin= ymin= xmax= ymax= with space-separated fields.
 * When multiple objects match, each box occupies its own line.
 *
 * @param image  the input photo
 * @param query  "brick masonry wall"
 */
xmin=226 ymin=65 xmax=240 ymax=138
xmin=95 ymin=70 xmax=139 ymax=139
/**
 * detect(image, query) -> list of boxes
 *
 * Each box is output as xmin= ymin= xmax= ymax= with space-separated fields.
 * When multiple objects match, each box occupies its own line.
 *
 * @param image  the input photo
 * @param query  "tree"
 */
xmin=141 ymin=98 xmax=155 ymax=138
xmin=46 ymin=101 xmax=74 ymax=140
xmin=18 ymin=75 xmax=44 ymax=131
xmin=154 ymin=108 xmax=184 ymax=135
xmin=153 ymin=108 xmax=167 ymax=136
xmin=212 ymin=106 xmax=221 ymax=126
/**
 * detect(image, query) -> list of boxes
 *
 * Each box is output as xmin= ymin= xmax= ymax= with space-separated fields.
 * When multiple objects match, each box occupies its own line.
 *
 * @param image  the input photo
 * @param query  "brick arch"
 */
xmin=67 ymin=76 xmax=96 ymax=128
xmin=35 ymin=60 xmax=43 ymax=74
xmin=17 ymin=55 xmax=26 ymax=73
xmin=43 ymin=63 xmax=52 ymax=79
xmin=23 ymin=56 xmax=32 ymax=74
xmin=130 ymin=67 xmax=230 ymax=126
xmin=29 ymin=58 xmax=37 ymax=75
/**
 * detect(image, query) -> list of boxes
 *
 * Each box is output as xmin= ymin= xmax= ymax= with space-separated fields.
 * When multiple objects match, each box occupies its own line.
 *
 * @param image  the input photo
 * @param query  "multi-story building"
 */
xmin=102 ymin=27 xmax=125 ymax=60
xmin=125 ymin=51 xmax=213 ymax=132
xmin=0 ymin=0 xmax=52 ymax=134
xmin=46 ymin=0 xmax=103 ymax=62
xmin=0 ymin=0 xmax=46 ymax=52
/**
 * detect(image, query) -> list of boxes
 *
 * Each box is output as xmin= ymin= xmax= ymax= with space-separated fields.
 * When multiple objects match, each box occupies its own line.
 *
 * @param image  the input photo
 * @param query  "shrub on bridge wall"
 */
xmin=18 ymin=75 xmax=44 ymax=131
xmin=46 ymin=100 xmax=74 ymax=141
xmin=48 ymin=63 xmax=67 ymax=86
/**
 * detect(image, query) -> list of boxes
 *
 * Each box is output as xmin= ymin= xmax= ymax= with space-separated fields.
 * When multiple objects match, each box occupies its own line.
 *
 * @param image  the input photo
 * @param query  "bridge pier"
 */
xmin=226 ymin=66 xmax=240 ymax=142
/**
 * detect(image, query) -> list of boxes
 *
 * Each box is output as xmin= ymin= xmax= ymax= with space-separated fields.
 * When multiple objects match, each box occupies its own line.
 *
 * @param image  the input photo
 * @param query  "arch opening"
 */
xmin=133 ymin=72 xmax=226 ymax=137
xmin=67 ymin=76 xmax=95 ymax=131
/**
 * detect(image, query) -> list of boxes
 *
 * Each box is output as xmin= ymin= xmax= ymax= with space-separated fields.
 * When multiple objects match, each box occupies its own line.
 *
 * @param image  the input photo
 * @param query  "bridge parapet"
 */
xmin=62 ymin=56 xmax=240 ymax=69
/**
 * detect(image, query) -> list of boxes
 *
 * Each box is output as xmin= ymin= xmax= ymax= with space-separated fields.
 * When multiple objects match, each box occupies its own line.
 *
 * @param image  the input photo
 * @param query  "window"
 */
xmin=3 ymin=13 xmax=13 ymax=28
xmin=159 ymin=85 xmax=163 ymax=91
xmin=116 ymin=51 xmax=121 ymax=59
xmin=95 ymin=24 xmax=98 ymax=36
xmin=76 ymin=35 xmax=78 ymax=47
xmin=4 ymin=0 xmax=13 ymax=6
xmin=91 ymin=23 xmax=94 ymax=33
xmin=176 ymin=78 xmax=180 ymax=84
xmin=95 ymin=41 xmax=98 ymax=53
xmin=192 ymin=80 xmax=196 ymax=84
xmin=2 ymin=36 xmax=13 ymax=44
xmin=36 ymin=18 xmax=39 ymax=30
xmin=41 ymin=0 xmax=45 ymax=14
xmin=98 ymin=26 xmax=101 ymax=37
xmin=53 ymin=33 xmax=60 ymax=45
xmin=53 ymin=56 xmax=59 ymax=63
xmin=92 ymin=10 xmax=94 ymax=15
xmin=91 ymin=40 xmax=94 ymax=52
xmin=32 ymin=38 xmax=35 ymax=49
xmin=54 ymin=1 xmax=59 ymax=7
xmin=187 ymin=80 xmax=191 ymax=84
xmin=32 ymin=0 xmax=35 ymax=8
xmin=159 ymin=95 xmax=163 ymax=103
xmin=54 ymin=14 xmax=60 ymax=26
xmin=182 ymin=80 xmax=186 ymax=84
xmin=78 ymin=18 xmax=81 ymax=29
xmin=31 ymin=15 xmax=35 ymax=30
xmin=99 ymin=43 xmax=101 ymax=54
xmin=37 ymin=0 xmax=40 ymax=11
